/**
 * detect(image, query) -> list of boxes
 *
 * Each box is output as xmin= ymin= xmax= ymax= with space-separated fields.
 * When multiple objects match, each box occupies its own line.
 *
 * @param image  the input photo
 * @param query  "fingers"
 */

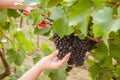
xmin=48 ymin=50 xmax=59 ymax=59
xmin=59 ymin=53 xmax=71 ymax=65
xmin=24 ymin=6 xmax=38 ymax=11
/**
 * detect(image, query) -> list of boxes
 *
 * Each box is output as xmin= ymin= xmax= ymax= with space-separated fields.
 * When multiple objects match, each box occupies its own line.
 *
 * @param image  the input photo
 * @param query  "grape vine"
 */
xmin=0 ymin=0 xmax=120 ymax=80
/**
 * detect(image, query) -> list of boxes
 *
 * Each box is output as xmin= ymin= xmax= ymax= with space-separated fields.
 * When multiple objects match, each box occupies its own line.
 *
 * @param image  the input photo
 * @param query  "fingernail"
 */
xmin=56 ymin=50 xmax=59 ymax=52
xmin=68 ymin=52 xmax=71 ymax=55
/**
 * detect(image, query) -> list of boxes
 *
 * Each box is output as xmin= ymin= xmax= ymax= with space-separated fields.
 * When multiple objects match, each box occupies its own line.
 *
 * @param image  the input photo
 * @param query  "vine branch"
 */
xmin=19 ymin=17 xmax=23 ymax=28
xmin=0 ymin=48 xmax=10 ymax=79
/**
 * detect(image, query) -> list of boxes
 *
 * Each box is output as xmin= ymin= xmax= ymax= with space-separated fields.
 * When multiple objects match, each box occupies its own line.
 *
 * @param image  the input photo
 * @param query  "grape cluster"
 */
xmin=53 ymin=33 xmax=96 ymax=72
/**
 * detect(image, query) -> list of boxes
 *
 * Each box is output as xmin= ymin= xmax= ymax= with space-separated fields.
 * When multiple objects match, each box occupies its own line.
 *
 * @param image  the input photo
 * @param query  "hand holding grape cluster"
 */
xmin=53 ymin=33 xmax=96 ymax=72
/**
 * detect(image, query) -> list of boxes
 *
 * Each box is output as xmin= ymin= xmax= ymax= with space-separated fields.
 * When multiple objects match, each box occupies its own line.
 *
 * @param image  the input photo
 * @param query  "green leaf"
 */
xmin=2 ymin=22 xmax=10 ymax=30
xmin=27 ymin=10 xmax=44 ymax=25
xmin=89 ymin=64 xmax=101 ymax=80
xmin=6 ymin=48 xmax=25 ymax=66
xmin=32 ymin=53 xmax=41 ymax=64
xmin=34 ymin=27 xmax=50 ymax=36
xmin=79 ymin=14 xmax=92 ymax=36
xmin=23 ymin=39 xmax=33 ymax=52
xmin=48 ymin=0 xmax=63 ymax=7
xmin=7 ymin=9 xmax=21 ymax=18
xmin=50 ymin=6 xmax=65 ymax=20
xmin=52 ymin=17 xmax=74 ymax=38
xmin=68 ymin=0 xmax=92 ymax=25
xmin=89 ymin=64 xmax=113 ymax=80
xmin=14 ymin=53 xmax=24 ymax=66
xmin=91 ymin=42 xmax=108 ymax=62
xmin=13 ymin=31 xmax=24 ymax=42
xmin=14 ymin=47 xmax=26 ymax=66
xmin=92 ymin=7 xmax=120 ymax=46
xmin=0 ymin=44 xmax=3 ymax=48
xmin=0 ymin=9 xmax=7 ymax=27
xmin=24 ymin=0 xmax=39 ymax=6
xmin=109 ymin=43 xmax=120 ymax=61
xmin=98 ymin=68 xmax=113 ymax=80
xmin=114 ymin=32 xmax=120 ymax=44
xmin=91 ymin=0 xmax=104 ymax=9
xmin=40 ymin=44 xmax=52 ymax=56
xmin=116 ymin=65 xmax=120 ymax=77
xmin=102 ymin=55 xmax=113 ymax=67
xmin=6 ymin=49 xmax=17 ymax=63
xmin=48 ymin=66 xmax=67 ymax=80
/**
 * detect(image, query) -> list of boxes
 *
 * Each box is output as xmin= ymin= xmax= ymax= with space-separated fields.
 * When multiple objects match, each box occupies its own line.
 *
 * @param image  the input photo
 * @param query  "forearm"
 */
xmin=0 ymin=0 xmax=25 ymax=9
xmin=18 ymin=61 xmax=44 ymax=80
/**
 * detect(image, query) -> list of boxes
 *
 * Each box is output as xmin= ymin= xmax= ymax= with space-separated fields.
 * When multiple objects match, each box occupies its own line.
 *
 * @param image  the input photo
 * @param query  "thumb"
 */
xmin=48 ymin=50 xmax=59 ymax=59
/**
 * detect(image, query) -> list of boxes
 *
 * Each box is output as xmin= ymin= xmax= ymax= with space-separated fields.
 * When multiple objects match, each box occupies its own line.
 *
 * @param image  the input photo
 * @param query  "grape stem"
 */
xmin=86 ymin=36 xmax=114 ymax=43
xmin=86 ymin=36 xmax=101 ymax=42
xmin=19 ymin=17 xmax=23 ymax=28
xmin=106 ymin=1 xmax=120 ymax=8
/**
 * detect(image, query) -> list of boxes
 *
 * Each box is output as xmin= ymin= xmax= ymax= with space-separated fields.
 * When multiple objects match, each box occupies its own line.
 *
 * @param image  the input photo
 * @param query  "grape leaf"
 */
xmin=116 ymin=65 xmax=120 ymax=77
xmin=7 ymin=9 xmax=21 ymax=18
xmin=98 ymin=68 xmax=113 ymax=80
xmin=114 ymin=32 xmax=120 ymax=44
xmin=68 ymin=0 xmax=92 ymax=25
xmin=79 ymin=14 xmax=92 ymax=36
xmin=6 ymin=48 xmax=25 ymax=66
xmin=52 ymin=17 xmax=74 ymax=38
xmin=102 ymin=55 xmax=113 ymax=67
xmin=14 ymin=50 xmax=25 ymax=66
xmin=89 ymin=64 xmax=101 ymax=80
xmin=91 ymin=0 xmax=104 ymax=9
xmin=27 ymin=10 xmax=44 ymax=25
xmin=6 ymin=49 xmax=17 ymax=63
xmin=2 ymin=22 xmax=10 ymax=30
xmin=92 ymin=7 xmax=120 ymax=46
xmin=0 ymin=10 xmax=7 ymax=27
xmin=32 ymin=53 xmax=41 ymax=64
xmin=23 ymin=39 xmax=33 ymax=53
xmin=91 ymin=42 xmax=108 ymax=62
xmin=24 ymin=0 xmax=39 ymax=6
xmin=50 ymin=6 xmax=65 ymax=20
xmin=40 ymin=44 xmax=52 ymax=56
xmin=47 ymin=0 xmax=63 ymax=8
xmin=89 ymin=64 xmax=113 ymax=80
xmin=48 ymin=66 xmax=67 ymax=80
xmin=34 ymin=27 xmax=50 ymax=36
xmin=13 ymin=31 xmax=24 ymax=42
xmin=109 ymin=43 xmax=120 ymax=61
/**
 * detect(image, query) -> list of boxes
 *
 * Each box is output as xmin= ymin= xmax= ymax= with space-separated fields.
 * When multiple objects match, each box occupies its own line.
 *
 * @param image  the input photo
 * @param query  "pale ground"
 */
xmin=67 ymin=68 xmax=91 ymax=80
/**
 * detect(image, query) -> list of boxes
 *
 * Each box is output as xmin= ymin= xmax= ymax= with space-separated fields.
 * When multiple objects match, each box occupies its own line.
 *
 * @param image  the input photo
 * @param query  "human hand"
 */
xmin=23 ymin=6 xmax=38 ymax=16
xmin=38 ymin=50 xmax=71 ymax=70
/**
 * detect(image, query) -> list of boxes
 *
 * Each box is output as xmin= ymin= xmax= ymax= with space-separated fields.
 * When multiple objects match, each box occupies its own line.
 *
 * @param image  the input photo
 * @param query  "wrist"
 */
xmin=37 ymin=60 xmax=46 ymax=71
